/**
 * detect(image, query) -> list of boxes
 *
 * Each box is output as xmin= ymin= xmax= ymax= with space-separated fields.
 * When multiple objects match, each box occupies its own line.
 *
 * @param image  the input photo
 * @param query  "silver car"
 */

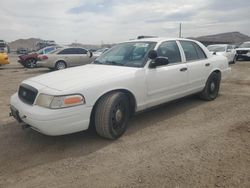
xmin=37 ymin=47 xmax=96 ymax=70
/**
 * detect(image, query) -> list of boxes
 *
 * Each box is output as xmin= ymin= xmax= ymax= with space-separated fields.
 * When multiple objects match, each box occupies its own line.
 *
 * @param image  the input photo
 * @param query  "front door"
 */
xmin=146 ymin=41 xmax=189 ymax=107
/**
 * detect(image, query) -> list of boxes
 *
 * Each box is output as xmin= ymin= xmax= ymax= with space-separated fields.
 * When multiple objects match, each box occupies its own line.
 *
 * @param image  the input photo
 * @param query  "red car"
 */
xmin=18 ymin=46 xmax=58 ymax=68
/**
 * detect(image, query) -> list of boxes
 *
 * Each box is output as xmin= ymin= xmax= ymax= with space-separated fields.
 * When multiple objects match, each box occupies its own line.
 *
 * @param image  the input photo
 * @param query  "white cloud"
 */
xmin=0 ymin=0 xmax=249 ymax=44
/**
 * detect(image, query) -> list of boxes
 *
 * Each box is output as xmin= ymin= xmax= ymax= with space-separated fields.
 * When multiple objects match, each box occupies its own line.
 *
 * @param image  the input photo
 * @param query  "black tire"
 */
xmin=55 ymin=61 xmax=67 ymax=70
xmin=94 ymin=92 xmax=130 ymax=139
xmin=25 ymin=58 xmax=37 ymax=68
xmin=199 ymin=72 xmax=221 ymax=101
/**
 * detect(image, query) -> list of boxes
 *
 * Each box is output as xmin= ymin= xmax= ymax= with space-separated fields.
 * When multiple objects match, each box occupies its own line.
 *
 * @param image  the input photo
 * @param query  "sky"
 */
xmin=0 ymin=0 xmax=250 ymax=44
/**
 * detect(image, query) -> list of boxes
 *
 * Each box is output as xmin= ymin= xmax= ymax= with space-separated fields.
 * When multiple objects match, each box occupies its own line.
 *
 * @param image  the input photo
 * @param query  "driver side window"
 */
xmin=157 ymin=41 xmax=181 ymax=64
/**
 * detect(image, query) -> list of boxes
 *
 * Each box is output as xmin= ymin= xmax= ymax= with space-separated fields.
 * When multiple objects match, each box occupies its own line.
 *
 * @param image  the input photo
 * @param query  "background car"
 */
xmin=207 ymin=44 xmax=236 ymax=64
xmin=0 ymin=52 xmax=10 ymax=66
xmin=0 ymin=40 xmax=9 ymax=53
xmin=18 ymin=46 xmax=60 ymax=68
xmin=37 ymin=47 xmax=96 ymax=70
xmin=236 ymin=41 xmax=250 ymax=61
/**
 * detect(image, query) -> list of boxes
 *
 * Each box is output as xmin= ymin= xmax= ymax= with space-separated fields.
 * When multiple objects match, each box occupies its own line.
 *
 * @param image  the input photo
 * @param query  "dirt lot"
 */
xmin=0 ymin=55 xmax=249 ymax=188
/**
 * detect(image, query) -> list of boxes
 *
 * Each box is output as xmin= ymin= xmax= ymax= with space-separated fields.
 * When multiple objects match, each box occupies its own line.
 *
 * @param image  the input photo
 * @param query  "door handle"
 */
xmin=205 ymin=63 xmax=210 ymax=67
xmin=180 ymin=67 xmax=188 ymax=72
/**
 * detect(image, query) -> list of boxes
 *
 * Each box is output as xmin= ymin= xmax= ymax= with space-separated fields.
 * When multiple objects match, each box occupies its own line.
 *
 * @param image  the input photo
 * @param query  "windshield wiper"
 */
xmin=93 ymin=60 xmax=103 ymax=64
xmin=105 ymin=61 xmax=123 ymax=66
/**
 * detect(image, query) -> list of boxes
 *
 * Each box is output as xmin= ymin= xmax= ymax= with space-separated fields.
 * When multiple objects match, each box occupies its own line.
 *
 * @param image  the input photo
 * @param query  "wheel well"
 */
xmin=26 ymin=57 xmax=37 ymax=61
xmin=55 ymin=60 xmax=67 ymax=67
xmin=213 ymin=70 xmax=221 ymax=79
xmin=89 ymin=89 xmax=137 ymax=128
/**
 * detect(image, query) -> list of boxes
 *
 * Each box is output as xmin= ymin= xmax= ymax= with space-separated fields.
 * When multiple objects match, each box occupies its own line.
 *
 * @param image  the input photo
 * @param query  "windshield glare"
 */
xmin=93 ymin=42 xmax=156 ymax=67
xmin=207 ymin=46 xmax=226 ymax=52
xmin=240 ymin=43 xmax=250 ymax=48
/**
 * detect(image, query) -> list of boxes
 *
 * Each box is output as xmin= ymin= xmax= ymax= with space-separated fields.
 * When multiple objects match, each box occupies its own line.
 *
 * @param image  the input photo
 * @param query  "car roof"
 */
xmin=124 ymin=37 xmax=200 ymax=43
xmin=207 ymin=44 xmax=228 ymax=47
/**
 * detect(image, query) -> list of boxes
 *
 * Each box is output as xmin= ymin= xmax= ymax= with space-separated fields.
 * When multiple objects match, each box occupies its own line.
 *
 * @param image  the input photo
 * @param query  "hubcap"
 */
xmin=57 ymin=62 xmax=65 ymax=69
xmin=210 ymin=82 xmax=215 ymax=91
xmin=115 ymin=109 xmax=123 ymax=122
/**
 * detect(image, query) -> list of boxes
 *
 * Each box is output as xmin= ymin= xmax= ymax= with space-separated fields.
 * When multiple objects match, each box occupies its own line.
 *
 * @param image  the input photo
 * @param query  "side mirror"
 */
xmin=148 ymin=50 xmax=158 ymax=59
xmin=87 ymin=51 xmax=93 ymax=58
xmin=213 ymin=51 xmax=217 ymax=55
xmin=149 ymin=57 xmax=169 ymax=68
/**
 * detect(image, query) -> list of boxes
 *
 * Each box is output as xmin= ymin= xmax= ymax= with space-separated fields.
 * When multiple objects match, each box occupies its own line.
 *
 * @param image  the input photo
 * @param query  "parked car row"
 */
xmin=207 ymin=41 xmax=250 ymax=64
xmin=10 ymin=38 xmax=231 ymax=139
xmin=18 ymin=46 xmax=61 ymax=68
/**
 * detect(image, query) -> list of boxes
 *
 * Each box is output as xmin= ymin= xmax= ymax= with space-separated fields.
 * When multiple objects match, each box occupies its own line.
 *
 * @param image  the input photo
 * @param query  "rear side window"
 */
xmin=77 ymin=48 xmax=88 ymax=54
xmin=157 ymin=41 xmax=181 ymax=64
xmin=193 ymin=43 xmax=207 ymax=59
xmin=180 ymin=41 xmax=207 ymax=61
xmin=58 ymin=48 xmax=76 ymax=54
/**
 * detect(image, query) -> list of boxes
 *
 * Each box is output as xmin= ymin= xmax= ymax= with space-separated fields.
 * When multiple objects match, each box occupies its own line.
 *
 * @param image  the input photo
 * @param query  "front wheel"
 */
xmin=25 ymin=58 xmax=37 ymax=68
xmin=94 ymin=92 xmax=130 ymax=139
xmin=199 ymin=72 xmax=221 ymax=101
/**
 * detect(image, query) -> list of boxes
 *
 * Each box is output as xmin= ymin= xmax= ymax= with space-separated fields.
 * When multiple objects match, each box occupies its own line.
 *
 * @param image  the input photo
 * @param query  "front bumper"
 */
xmin=0 ymin=60 xmax=9 ymax=65
xmin=10 ymin=93 xmax=92 ymax=136
xmin=237 ymin=54 xmax=250 ymax=59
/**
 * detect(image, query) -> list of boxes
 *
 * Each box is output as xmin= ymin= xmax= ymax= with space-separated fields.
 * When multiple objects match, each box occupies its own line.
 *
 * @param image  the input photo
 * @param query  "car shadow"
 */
xmin=23 ymin=69 xmax=51 ymax=74
xmin=0 ymin=95 xmax=205 ymax=176
xmin=126 ymin=95 xmax=204 ymax=135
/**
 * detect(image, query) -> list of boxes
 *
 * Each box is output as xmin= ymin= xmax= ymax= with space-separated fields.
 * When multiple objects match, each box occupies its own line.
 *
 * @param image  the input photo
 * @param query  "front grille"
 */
xmin=18 ymin=84 xmax=38 ymax=105
xmin=236 ymin=50 xmax=249 ymax=55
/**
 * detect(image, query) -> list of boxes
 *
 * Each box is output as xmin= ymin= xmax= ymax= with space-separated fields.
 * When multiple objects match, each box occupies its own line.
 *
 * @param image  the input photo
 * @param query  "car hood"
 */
xmin=27 ymin=64 xmax=139 ymax=91
xmin=19 ymin=53 xmax=37 ymax=60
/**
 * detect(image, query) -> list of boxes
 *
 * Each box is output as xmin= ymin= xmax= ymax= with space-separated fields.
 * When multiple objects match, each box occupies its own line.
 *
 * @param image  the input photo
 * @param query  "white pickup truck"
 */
xmin=10 ymin=38 xmax=231 ymax=139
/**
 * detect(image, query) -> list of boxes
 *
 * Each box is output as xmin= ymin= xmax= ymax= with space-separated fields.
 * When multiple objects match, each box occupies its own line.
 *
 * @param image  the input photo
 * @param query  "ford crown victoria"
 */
xmin=10 ymin=38 xmax=231 ymax=139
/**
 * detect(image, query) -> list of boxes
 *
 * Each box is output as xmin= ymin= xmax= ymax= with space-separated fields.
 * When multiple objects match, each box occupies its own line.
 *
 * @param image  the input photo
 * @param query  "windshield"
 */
xmin=93 ymin=42 xmax=156 ymax=67
xmin=207 ymin=45 xmax=226 ymax=52
xmin=239 ymin=43 xmax=250 ymax=48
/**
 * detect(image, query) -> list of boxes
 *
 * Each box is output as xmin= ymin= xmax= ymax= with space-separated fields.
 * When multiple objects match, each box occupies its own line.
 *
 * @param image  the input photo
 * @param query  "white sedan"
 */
xmin=10 ymin=38 xmax=230 ymax=139
xmin=207 ymin=44 xmax=236 ymax=64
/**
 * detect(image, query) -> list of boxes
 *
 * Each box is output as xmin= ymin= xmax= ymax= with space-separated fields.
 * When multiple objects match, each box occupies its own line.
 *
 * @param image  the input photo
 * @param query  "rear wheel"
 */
xmin=25 ymin=58 xmax=37 ymax=68
xmin=55 ymin=61 xmax=66 ymax=70
xmin=94 ymin=92 xmax=130 ymax=139
xmin=199 ymin=72 xmax=221 ymax=101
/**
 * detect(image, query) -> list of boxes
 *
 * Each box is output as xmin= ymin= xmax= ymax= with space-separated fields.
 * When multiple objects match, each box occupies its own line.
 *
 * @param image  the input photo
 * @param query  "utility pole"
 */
xmin=179 ymin=23 xmax=182 ymax=38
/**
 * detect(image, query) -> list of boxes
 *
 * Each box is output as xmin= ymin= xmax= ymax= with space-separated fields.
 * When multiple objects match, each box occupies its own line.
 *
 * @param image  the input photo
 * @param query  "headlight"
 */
xmin=35 ymin=94 xmax=85 ymax=109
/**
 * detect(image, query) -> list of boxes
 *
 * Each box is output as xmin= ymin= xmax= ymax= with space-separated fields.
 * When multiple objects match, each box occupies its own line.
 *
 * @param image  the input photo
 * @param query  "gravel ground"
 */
xmin=0 ymin=55 xmax=249 ymax=188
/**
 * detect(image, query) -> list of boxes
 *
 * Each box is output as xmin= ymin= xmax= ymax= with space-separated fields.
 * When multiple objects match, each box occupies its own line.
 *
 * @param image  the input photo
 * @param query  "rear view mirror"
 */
xmin=149 ymin=57 xmax=169 ymax=68
xmin=148 ymin=50 xmax=158 ymax=59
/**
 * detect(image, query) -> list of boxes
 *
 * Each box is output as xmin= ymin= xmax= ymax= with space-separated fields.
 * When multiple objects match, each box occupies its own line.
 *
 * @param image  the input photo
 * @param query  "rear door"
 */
xmin=58 ymin=48 xmax=79 ymax=67
xmin=179 ymin=41 xmax=212 ymax=92
xmin=76 ymin=48 xmax=93 ymax=65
